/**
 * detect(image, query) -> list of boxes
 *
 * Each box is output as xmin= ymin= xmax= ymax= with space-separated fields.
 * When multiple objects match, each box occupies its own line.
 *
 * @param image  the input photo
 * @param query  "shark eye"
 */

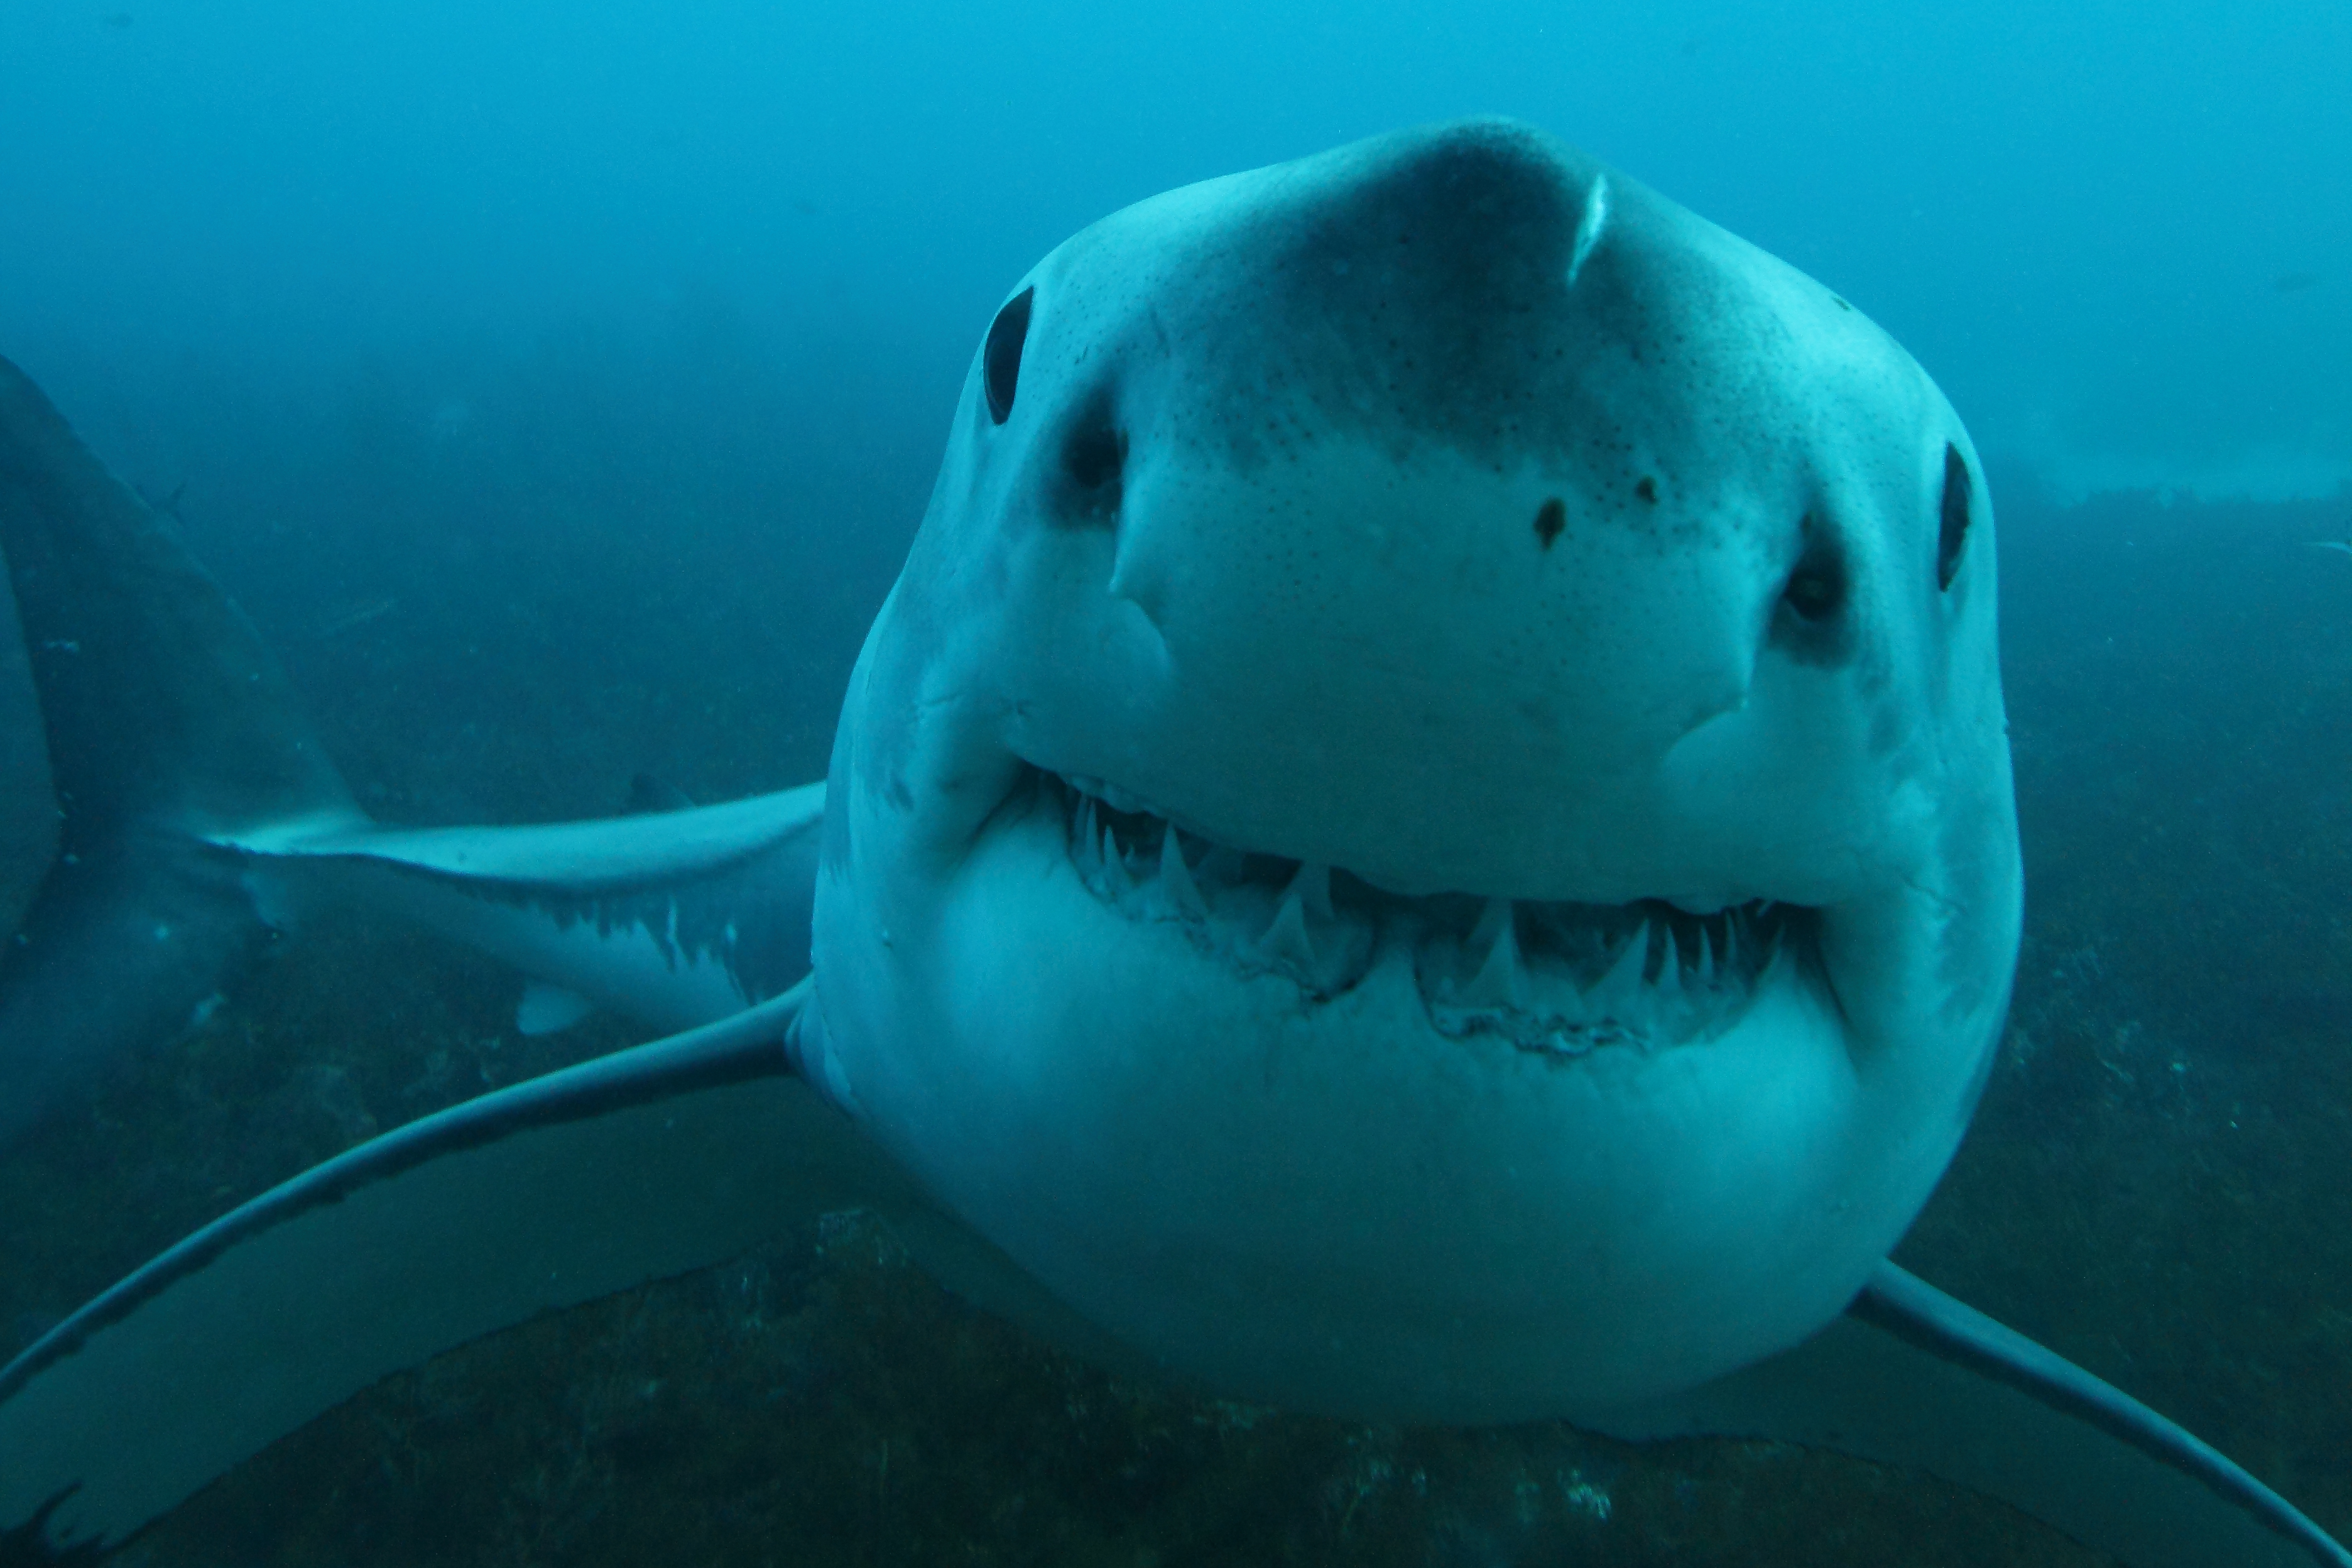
xmin=984 ymin=286 xmax=1036 ymax=425
xmin=1936 ymin=442 xmax=1973 ymax=591
xmin=1782 ymin=521 xmax=1847 ymax=624
xmin=1772 ymin=517 xmax=1854 ymax=667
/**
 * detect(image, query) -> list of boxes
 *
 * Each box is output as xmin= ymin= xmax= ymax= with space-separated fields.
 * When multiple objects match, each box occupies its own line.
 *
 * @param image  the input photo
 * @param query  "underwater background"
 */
xmin=1 ymin=1 xmax=2348 ymax=1562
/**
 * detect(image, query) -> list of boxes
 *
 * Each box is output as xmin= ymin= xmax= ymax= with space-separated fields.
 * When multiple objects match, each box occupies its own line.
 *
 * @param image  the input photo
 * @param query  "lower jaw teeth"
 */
xmin=1057 ymin=778 xmax=1788 ymax=1049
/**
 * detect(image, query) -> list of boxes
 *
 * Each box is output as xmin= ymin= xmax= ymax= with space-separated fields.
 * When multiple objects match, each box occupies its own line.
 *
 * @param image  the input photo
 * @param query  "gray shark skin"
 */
xmin=0 ymin=121 xmax=2344 ymax=1568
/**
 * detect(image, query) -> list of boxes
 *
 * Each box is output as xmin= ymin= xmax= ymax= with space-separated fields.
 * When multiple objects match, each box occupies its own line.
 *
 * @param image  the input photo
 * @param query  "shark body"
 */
xmin=0 ymin=121 xmax=2344 ymax=1567
xmin=0 ymin=357 xmax=822 ymax=1151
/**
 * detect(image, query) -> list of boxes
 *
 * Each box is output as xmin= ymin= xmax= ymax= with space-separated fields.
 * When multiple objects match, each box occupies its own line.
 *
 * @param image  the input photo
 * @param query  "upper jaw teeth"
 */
xmin=1055 ymin=775 xmax=1802 ymax=1054
xmin=1067 ymin=784 xmax=1373 ymax=996
xmin=1064 ymin=773 xmax=1158 ymax=818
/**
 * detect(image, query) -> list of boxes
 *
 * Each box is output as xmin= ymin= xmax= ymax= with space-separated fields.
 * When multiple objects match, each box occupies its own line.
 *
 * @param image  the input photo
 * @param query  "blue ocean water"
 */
xmin=0 ymin=3 xmax=2347 ymax=1563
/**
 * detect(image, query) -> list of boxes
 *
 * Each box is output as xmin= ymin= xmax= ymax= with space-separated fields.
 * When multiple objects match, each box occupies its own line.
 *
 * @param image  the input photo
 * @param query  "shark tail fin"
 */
xmin=0 ymin=353 xmax=356 ymax=844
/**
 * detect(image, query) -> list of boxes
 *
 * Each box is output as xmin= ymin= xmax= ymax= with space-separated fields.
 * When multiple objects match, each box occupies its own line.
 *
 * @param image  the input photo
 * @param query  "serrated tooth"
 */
xmin=1258 ymin=886 xmax=1317 ymax=971
xmin=1287 ymin=861 xmax=1333 ymax=923
xmin=1655 ymin=925 xmax=1682 ymax=1002
xmin=1101 ymin=822 xmax=1121 ymax=879
xmin=1159 ymin=826 xmax=1206 ymax=917
xmin=1459 ymin=898 xmax=1523 ymax=1010
xmin=1591 ymin=920 xmax=1650 ymax=1013
xmin=1695 ymin=923 xmax=1716 ymax=988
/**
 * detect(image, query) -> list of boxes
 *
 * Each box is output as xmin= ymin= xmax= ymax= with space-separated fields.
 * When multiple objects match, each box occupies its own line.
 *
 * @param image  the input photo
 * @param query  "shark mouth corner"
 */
xmin=1042 ymin=772 xmax=1821 ymax=1057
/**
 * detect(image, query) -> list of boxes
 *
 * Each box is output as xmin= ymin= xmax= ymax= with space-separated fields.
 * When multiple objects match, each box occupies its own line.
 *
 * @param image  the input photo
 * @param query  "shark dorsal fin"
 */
xmin=0 ymin=354 xmax=356 ymax=842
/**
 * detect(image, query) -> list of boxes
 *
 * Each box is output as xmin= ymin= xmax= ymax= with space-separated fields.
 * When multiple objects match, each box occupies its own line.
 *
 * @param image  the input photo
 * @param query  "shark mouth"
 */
xmin=1044 ymin=773 xmax=1818 ymax=1056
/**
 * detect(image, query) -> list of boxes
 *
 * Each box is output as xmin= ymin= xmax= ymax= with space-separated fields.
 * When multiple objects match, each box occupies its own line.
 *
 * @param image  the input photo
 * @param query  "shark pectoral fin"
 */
xmin=516 ymin=978 xmax=596 ymax=1036
xmin=0 ymin=982 xmax=917 ymax=1559
xmin=1585 ymin=1260 xmax=2349 ymax=1568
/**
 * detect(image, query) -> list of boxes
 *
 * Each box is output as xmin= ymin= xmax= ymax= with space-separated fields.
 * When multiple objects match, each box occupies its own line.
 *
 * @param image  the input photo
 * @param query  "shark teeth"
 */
xmin=1054 ymin=772 xmax=1804 ymax=1043
xmin=1257 ymin=880 xmax=1319 ymax=971
xmin=1425 ymin=905 xmax=1796 ymax=1055
xmin=1592 ymin=920 xmax=1652 ymax=1016
xmin=1458 ymin=898 xmax=1524 ymax=1010
xmin=1158 ymin=824 xmax=1206 ymax=917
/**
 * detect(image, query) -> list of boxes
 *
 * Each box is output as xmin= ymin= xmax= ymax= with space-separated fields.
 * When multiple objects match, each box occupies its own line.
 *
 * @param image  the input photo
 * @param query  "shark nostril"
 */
xmin=983 ymin=287 xmax=1035 ymax=425
xmin=1936 ymin=442 xmax=1973 ymax=591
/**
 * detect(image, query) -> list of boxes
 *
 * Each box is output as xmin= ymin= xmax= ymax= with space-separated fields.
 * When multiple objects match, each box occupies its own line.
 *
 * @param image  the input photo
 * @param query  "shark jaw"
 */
xmin=1047 ymin=768 xmax=1817 ymax=1056
xmin=808 ymin=722 xmax=2003 ymax=1422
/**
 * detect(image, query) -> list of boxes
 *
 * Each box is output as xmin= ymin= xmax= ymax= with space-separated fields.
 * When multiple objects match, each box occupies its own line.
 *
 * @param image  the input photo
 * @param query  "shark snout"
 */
xmin=1143 ymin=117 xmax=1662 ymax=481
xmin=1274 ymin=115 xmax=1599 ymax=361
xmin=931 ymin=116 xmax=1941 ymax=906
xmin=995 ymin=429 xmax=1788 ymax=901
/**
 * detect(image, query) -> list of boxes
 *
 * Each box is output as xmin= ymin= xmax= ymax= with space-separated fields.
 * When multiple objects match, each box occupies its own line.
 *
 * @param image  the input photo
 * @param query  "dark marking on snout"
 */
xmin=1635 ymin=476 xmax=1658 ymax=504
xmin=1533 ymin=497 xmax=1566 ymax=548
xmin=1225 ymin=121 xmax=1655 ymax=471
xmin=1771 ymin=512 xmax=1856 ymax=666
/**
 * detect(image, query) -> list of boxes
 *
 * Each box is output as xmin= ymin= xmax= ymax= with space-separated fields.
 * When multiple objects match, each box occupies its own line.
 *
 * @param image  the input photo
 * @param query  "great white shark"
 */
xmin=0 ymin=120 xmax=2344 ymax=1567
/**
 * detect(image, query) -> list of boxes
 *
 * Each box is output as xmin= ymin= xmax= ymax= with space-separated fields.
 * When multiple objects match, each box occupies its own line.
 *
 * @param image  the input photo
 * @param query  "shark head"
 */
xmin=808 ymin=118 xmax=2022 ymax=1421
